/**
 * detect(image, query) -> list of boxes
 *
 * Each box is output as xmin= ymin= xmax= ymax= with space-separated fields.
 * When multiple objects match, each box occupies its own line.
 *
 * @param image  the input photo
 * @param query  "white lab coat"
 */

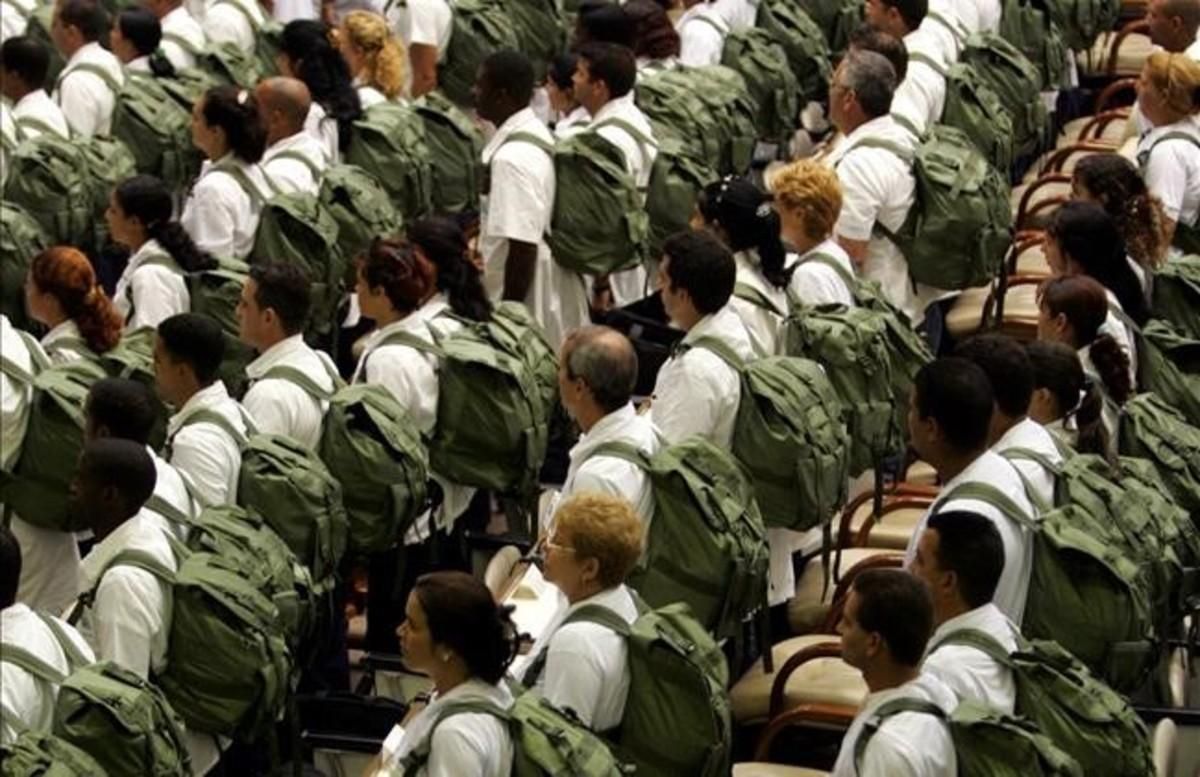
xmin=160 ymin=5 xmax=207 ymax=70
xmin=922 ymin=603 xmax=1019 ymax=714
xmin=728 ymin=249 xmax=788 ymax=359
xmin=527 ymin=585 xmax=638 ymax=731
xmin=53 ymin=42 xmax=124 ymax=138
xmin=112 ymin=239 xmax=191 ymax=331
xmin=261 ymin=130 xmax=329 ymax=196
xmin=992 ymin=417 xmax=1063 ymax=511
xmin=11 ymin=89 xmax=70 ymax=141
xmin=166 ymin=381 xmax=248 ymax=507
xmin=243 ymin=334 xmax=338 ymax=449
xmin=1 ymin=603 xmax=95 ymax=744
xmin=382 ymin=678 xmax=514 ymax=777
xmin=203 ymin=0 xmax=265 ymax=53
xmin=181 ymin=153 xmax=269 ymax=261
xmin=555 ymin=404 xmax=659 ymax=530
xmin=480 ymin=107 xmax=588 ymax=351
xmin=786 ymin=239 xmax=857 ymax=308
xmin=830 ymin=672 xmax=959 ymax=777
xmin=904 ymin=451 xmax=1037 ymax=625
xmin=676 ymin=3 xmax=727 ymax=68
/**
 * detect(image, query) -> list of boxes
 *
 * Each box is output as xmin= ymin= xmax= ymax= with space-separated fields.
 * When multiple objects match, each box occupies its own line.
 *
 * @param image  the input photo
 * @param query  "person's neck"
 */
xmin=935 ymin=446 xmax=985 ymax=483
xmin=93 ymin=510 xmax=137 ymax=543
xmin=790 ymin=232 xmax=824 ymax=256
xmin=677 ymin=306 xmax=705 ymax=333
xmin=374 ymin=307 xmax=408 ymax=328
xmin=576 ymin=402 xmax=610 ymax=434
xmin=934 ymin=597 xmax=971 ymax=630
xmin=490 ymin=103 xmax=523 ymax=129
xmin=254 ymin=330 xmax=289 ymax=355
xmin=566 ymin=582 xmax=605 ymax=606
xmin=268 ymin=126 xmax=303 ymax=148
xmin=5 ymin=85 xmax=33 ymax=104
xmin=430 ymin=663 xmax=472 ymax=696
xmin=988 ymin=412 xmax=1022 ymax=446
xmin=41 ymin=310 xmax=69 ymax=330
xmin=127 ymin=234 xmax=150 ymax=253
xmin=174 ymin=380 xmax=207 ymax=410
xmin=863 ymin=659 xmax=920 ymax=694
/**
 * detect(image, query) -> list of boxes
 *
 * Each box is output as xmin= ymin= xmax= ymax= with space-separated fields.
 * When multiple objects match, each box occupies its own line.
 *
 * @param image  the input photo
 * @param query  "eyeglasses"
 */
xmin=544 ymin=538 xmax=576 ymax=555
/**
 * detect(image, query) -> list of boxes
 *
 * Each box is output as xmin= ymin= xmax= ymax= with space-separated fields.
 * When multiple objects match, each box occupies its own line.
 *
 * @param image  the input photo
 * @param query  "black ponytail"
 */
xmin=280 ymin=20 xmax=362 ymax=152
xmin=1072 ymin=380 xmax=1112 ymax=462
xmin=408 ymin=216 xmax=493 ymax=323
xmin=116 ymin=175 xmax=216 ymax=273
xmin=698 ymin=176 xmax=790 ymax=289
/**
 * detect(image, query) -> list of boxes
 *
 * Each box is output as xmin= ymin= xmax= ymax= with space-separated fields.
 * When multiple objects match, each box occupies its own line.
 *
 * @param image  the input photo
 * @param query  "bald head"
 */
xmin=1149 ymin=0 xmax=1200 ymax=50
xmin=563 ymin=325 xmax=638 ymax=413
xmin=256 ymin=77 xmax=311 ymax=143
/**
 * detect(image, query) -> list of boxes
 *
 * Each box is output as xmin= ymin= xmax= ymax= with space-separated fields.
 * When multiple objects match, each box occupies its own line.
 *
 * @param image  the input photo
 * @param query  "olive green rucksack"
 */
xmin=960 ymin=33 xmax=1049 ymax=160
xmin=52 ymin=661 xmax=192 ymax=777
xmin=1152 ymin=254 xmax=1200 ymax=337
xmin=801 ymin=0 xmax=864 ymax=56
xmin=320 ymin=164 xmax=405 ymax=268
xmin=590 ymin=437 xmax=769 ymax=640
xmin=346 ymin=102 xmax=434 ymax=221
xmin=757 ymin=0 xmax=832 ymax=104
xmin=854 ymin=696 xmax=1082 ymax=777
xmin=720 ymin=27 xmax=801 ymax=147
xmin=929 ymin=630 xmax=1155 ymax=777
xmin=998 ymin=0 xmax=1069 ymax=92
xmin=111 ymin=72 xmax=201 ymax=193
xmin=522 ymin=600 xmax=733 ymax=777
xmin=1045 ymin=0 xmax=1121 ymax=50
xmin=0 ymin=201 xmax=50 ymax=333
xmin=319 ymin=383 xmax=430 ymax=554
xmin=687 ymin=337 xmax=851 ymax=533
xmin=1137 ymin=318 xmax=1200 ymax=427
xmin=1 ymin=731 xmax=108 ymax=777
xmin=1119 ymin=392 xmax=1200 ymax=521
xmin=413 ymin=91 xmax=486 ymax=214
xmin=500 ymin=0 xmax=567 ymax=81
xmin=438 ymin=0 xmax=520 ymax=106
xmin=847 ymin=127 xmax=1012 ymax=291
xmin=3 ymin=133 xmax=97 ymax=250
xmin=906 ymin=52 xmax=1015 ymax=173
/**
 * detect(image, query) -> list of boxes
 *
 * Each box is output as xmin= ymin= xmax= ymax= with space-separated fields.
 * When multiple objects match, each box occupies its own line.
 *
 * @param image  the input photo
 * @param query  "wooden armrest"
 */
xmin=767 ymin=640 xmax=845 ymax=718
xmin=1107 ymin=24 xmax=1148 ymax=75
xmin=853 ymin=497 xmax=937 ymax=547
xmin=1008 ymin=232 xmax=1048 ymax=273
xmin=1043 ymin=143 xmax=1119 ymax=174
xmin=1075 ymin=109 xmax=1132 ymax=142
xmin=822 ymin=554 xmax=905 ymax=633
xmin=835 ymin=483 xmax=939 ymax=548
xmin=753 ymin=703 xmax=858 ymax=761
xmin=1016 ymin=174 xmax=1073 ymax=229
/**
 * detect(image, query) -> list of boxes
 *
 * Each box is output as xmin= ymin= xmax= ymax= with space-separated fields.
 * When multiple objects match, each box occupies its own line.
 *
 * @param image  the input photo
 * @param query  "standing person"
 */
xmin=256 ymin=77 xmax=328 ymax=195
xmin=50 ymin=0 xmax=124 ymax=138
xmin=625 ymin=0 xmax=680 ymax=75
xmin=238 ymin=262 xmax=339 ymax=448
xmin=473 ymin=49 xmax=588 ymax=350
xmin=107 ymin=175 xmax=215 ymax=330
xmin=544 ymin=53 xmax=589 ymax=138
xmin=338 ymin=10 xmax=406 ymax=108
xmin=276 ymin=19 xmax=363 ymax=162
xmin=144 ymin=0 xmax=205 ymax=70
xmin=675 ymin=0 xmax=727 ymax=68
xmin=407 ymin=215 xmax=494 ymax=324
xmin=864 ymin=0 xmax=950 ymax=135
xmin=1135 ymin=51 xmax=1200 ymax=253
xmin=0 ymin=37 xmax=70 ymax=141
xmin=574 ymin=42 xmax=658 ymax=307
xmin=385 ymin=0 xmax=451 ymax=97
xmin=203 ymin=0 xmax=268 ymax=54
xmin=181 ymin=85 xmax=270 ymax=261
xmin=1025 ymin=340 xmax=1113 ymax=458
xmin=109 ymin=8 xmax=169 ymax=75
xmin=156 ymin=313 xmax=248 ymax=508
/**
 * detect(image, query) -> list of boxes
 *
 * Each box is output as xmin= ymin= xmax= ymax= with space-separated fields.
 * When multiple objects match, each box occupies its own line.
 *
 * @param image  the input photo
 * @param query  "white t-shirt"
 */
xmin=786 ymin=239 xmax=857 ymax=308
xmin=892 ymin=30 xmax=948 ymax=137
xmin=556 ymin=404 xmax=659 ymax=529
xmin=676 ymin=3 xmax=727 ymax=68
xmin=1 ymin=603 xmax=95 ymax=744
xmin=728 ymin=248 xmax=789 ymax=358
xmin=243 ymin=334 xmax=339 ymax=449
xmin=53 ymin=42 xmax=124 ymax=138
xmin=390 ymin=0 xmax=452 ymax=58
xmin=992 ymin=416 xmax=1063 ymax=511
xmin=711 ymin=0 xmax=757 ymax=32
xmin=203 ymin=0 xmax=265 ymax=53
xmin=181 ymin=153 xmax=269 ymax=260
xmin=10 ymin=89 xmax=70 ymax=141
xmin=166 ymin=381 xmax=249 ymax=507
xmin=1138 ymin=117 xmax=1200 ymax=233
xmin=261 ymin=130 xmax=329 ymax=196
xmin=922 ymin=603 xmax=1018 ymax=714
xmin=160 ymin=5 xmax=207 ymax=70
xmin=383 ymin=678 xmax=514 ymax=777
xmin=112 ymin=239 xmax=191 ymax=331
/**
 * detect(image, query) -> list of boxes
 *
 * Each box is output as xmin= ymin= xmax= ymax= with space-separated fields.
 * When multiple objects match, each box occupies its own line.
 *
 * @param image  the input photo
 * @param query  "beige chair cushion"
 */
xmin=1058 ymin=113 xmax=1130 ymax=148
xmin=1118 ymin=135 xmax=1138 ymax=162
xmin=484 ymin=545 xmax=523 ymax=598
xmin=1015 ymin=245 xmax=1052 ymax=276
xmin=945 ymin=285 xmax=993 ymax=340
xmin=1151 ymin=719 xmax=1177 ymax=777
xmin=734 ymin=764 xmax=831 ymax=777
xmin=788 ymin=548 xmax=901 ymax=634
xmin=730 ymin=634 xmax=867 ymax=724
xmin=905 ymin=460 xmax=937 ymax=486
xmin=1078 ymin=31 xmax=1152 ymax=76
xmin=847 ymin=504 xmax=925 ymax=550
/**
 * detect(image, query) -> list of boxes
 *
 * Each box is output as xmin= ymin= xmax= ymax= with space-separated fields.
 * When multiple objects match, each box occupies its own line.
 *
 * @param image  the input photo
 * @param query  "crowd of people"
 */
xmin=2 ymin=0 xmax=1199 ymax=773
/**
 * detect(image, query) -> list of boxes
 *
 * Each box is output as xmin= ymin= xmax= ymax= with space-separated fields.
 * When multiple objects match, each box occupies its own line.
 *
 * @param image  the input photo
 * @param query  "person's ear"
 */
xmin=864 ymin=630 xmax=883 ymax=660
xmin=580 ymin=556 xmax=601 ymax=587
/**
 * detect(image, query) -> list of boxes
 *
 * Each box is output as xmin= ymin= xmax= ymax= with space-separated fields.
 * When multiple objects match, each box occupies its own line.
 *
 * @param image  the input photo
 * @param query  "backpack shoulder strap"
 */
xmin=939 ymin=480 xmax=1038 ymax=530
xmin=71 ymin=548 xmax=176 ymax=625
xmin=144 ymin=494 xmax=197 ymax=531
xmin=56 ymin=61 xmax=121 ymax=98
xmin=521 ymin=603 xmax=632 ymax=687
xmin=685 ymin=335 xmax=747 ymax=372
xmin=1147 ymin=131 xmax=1200 ymax=157
xmin=891 ymin=111 xmax=923 ymax=140
xmin=499 ymin=130 xmax=555 ymax=158
xmin=1000 ymin=446 xmax=1062 ymax=477
xmin=689 ymin=11 xmax=728 ymax=35
xmin=209 ymin=160 xmax=266 ymax=206
xmin=593 ymin=116 xmax=655 ymax=171
xmin=792 ymin=251 xmax=858 ymax=298
xmin=13 ymin=115 xmax=60 ymax=141
xmin=0 ymin=345 xmax=37 ymax=387
xmin=907 ymin=51 xmax=947 ymax=77
xmin=172 ymin=407 xmax=251 ymax=448
xmin=841 ymin=136 xmax=914 ymax=166
xmin=258 ymin=364 xmax=338 ymax=401
xmin=376 ymin=329 xmax=443 ymax=357
xmin=136 ymin=250 xmax=182 ymax=273
xmin=399 ymin=698 xmax=511 ymax=772
xmin=588 ymin=440 xmax=653 ymax=470
xmin=161 ymin=31 xmax=204 ymax=58
xmin=927 ymin=626 xmax=1014 ymax=663
xmin=853 ymin=696 xmax=948 ymax=772
xmin=211 ymin=0 xmax=261 ymax=30
xmin=733 ymin=282 xmax=786 ymax=317
xmin=266 ymin=149 xmax=323 ymax=182
xmin=34 ymin=613 xmax=92 ymax=670
xmin=43 ymin=336 xmax=97 ymax=362
xmin=0 ymin=643 xmax=66 ymax=684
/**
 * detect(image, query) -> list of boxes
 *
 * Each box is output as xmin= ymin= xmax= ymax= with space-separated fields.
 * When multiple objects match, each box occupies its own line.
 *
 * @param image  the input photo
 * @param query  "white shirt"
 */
xmin=591 ymin=94 xmax=658 ymax=307
xmin=831 ymin=672 xmax=958 ymax=777
xmin=352 ymin=295 xmax=475 ymax=537
xmin=965 ymin=0 xmax=1001 ymax=34
xmin=1100 ymin=290 xmax=1139 ymax=389
xmin=243 ymin=334 xmax=338 ymax=449
xmin=729 ymin=249 xmax=788 ymax=358
xmin=146 ymin=446 xmax=196 ymax=541
xmin=1 ymin=604 xmax=95 ymax=744
xmin=786 ymin=239 xmax=857 ymax=308
xmin=181 ymin=153 xmax=269 ymax=261
xmin=650 ymin=304 xmax=753 ymax=449
xmin=11 ymin=89 xmax=70 ymax=141
xmin=676 ymin=3 xmax=727 ymax=68
xmin=273 ymin=0 xmax=316 ymax=23
xmin=557 ymin=404 xmax=658 ymax=528
xmin=358 ymin=84 xmax=390 ymax=110
xmin=904 ymin=451 xmax=1037 ymax=624
xmin=922 ymin=603 xmax=1018 ymax=714
xmin=1 ymin=315 xmax=34 ymax=470
xmin=830 ymin=115 xmax=935 ymax=325
xmin=167 ymin=381 xmax=248 ymax=507
xmin=127 ymin=56 xmax=153 ymax=74
xmin=529 ymin=585 xmax=638 ymax=732
xmin=262 ymin=130 xmax=328 ymax=196
xmin=0 ymin=103 xmax=13 ymax=181
xmin=481 ymin=108 xmax=588 ymax=350
xmin=383 ymin=678 xmax=513 ymax=777
xmin=53 ymin=42 xmax=124 ymax=138
xmin=390 ymin=0 xmax=452 ymax=59
xmin=0 ymin=0 xmax=35 ymax=43
xmin=992 ymin=417 xmax=1063 ymax=511
xmin=112 ymin=239 xmax=191 ymax=330
xmin=40 ymin=320 xmax=91 ymax=365
xmin=305 ymin=102 xmax=339 ymax=165
xmin=1138 ymin=117 xmax=1200 ymax=231
xmin=552 ymin=105 xmax=591 ymax=140
xmin=1079 ymin=343 xmax=1120 ymax=446
xmin=203 ymin=0 xmax=265 ymax=53
xmin=74 ymin=511 xmax=177 ymax=680
xmin=892 ymin=29 xmax=948 ymax=137
xmin=712 ymin=0 xmax=756 ymax=32
xmin=922 ymin=0 xmax=967 ymax=62
xmin=160 ymin=5 xmax=207 ymax=70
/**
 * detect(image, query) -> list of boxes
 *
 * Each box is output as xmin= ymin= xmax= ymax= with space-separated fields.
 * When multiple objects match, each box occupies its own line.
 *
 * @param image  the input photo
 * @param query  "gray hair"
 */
xmin=564 ymin=326 xmax=638 ymax=413
xmin=838 ymin=49 xmax=898 ymax=118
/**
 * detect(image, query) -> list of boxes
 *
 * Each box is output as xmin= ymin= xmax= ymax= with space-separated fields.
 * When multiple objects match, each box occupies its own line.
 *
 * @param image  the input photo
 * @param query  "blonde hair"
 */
xmin=1144 ymin=51 xmax=1200 ymax=116
xmin=767 ymin=159 xmax=843 ymax=243
xmin=552 ymin=493 xmax=644 ymax=589
xmin=341 ymin=11 xmax=405 ymax=101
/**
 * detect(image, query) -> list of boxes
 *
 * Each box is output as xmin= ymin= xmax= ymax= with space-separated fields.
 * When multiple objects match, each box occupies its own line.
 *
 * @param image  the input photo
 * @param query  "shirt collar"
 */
xmin=126 ymin=238 xmax=168 ymax=271
xmin=168 ymin=381 xmax=233 ymax=433
xmin=482 ymin=107 xmax=542 ymax=162
xmin=42 ymin=318 xmax=82 ymax=347
xmin=66 ymin=41 xmax=103 ymax=69
xmin=563 ymin=584 xmax=631 ymax=618
xmin=843 ymin=114 xmax=898 ymax=147
xmin=992 ymin=417 xmax=1041 ymax=453
xmin=246 ymin=333 xmax=310 ymax=379
xmin=570 ymin=404 xmax=639 ymax=459
xmin=591 ymin=92 xmax=637 ymax=125
xmin=14 ymin=89 xmax=50 ymax=113
xmin=78 ymin=511 xmax=160 ymax=591
xmin=364 ymin=302 xmax=444 ymax=351
xmin=682 ymin=304 xmax=742 ymax=346
xmin=938 ymin=449 xmax=998 ymax=494
xmin=264 ymin=130 xmax=319 ymax=161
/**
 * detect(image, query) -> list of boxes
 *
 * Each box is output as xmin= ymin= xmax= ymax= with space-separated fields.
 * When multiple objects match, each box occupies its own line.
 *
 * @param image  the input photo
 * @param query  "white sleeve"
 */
xmin=678 ymin=22 xmax=724 ymax=67
xmin=181 ymin=178 xmax=237 ymax=259
xmin=91 ymin=568 xmax=164 ymax=681
xmin=1145 ymin=145 xmax=1187 ymax=221
xmin=407 ymin=0 xmax=444 ymax=47
xmin=127 ymin=268 xmax=184 ymax=330
xmin=241 ymin=381 xmax=292 ymax=440
xmin=55 ymin=73 xmax=101 ymax=138
xmin=649 ymin=357 xmax=720 ymax=445
xmin=859 ymin=728 xmax=930 ymax=777
xmin=169 ymin=425 xmax=236 ymax=507
xmin=540 ymin=631 xmax=607 ymax=728
xmin=425 ymin=720 xmax=493 ymax=777
xmin=485 ymin=154 xmax=549 ymax=244
xmin=835 ymin=152 xmax=889 ymax=242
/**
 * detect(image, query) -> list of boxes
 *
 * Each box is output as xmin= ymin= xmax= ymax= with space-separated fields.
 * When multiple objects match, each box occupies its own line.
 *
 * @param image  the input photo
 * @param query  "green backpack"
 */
xmin=757 ymin=0 xmax=832 ymax=104
xmin=1119 ymin=392 xmax=1200 ymax=520
xmin=3 ymin=133 xmax=96 ymax=249
xmin=540 ymin=128 xmax=650 ymax=277
xmin=522 ymin=600 xmax=732 ymax=777
xmin=76 ymin=549 xmax=292 ymax=743
xmin=500 ymin=0 xmax=567 ymax=81
xmin=320 ymin=163 xmax=405 ymax=266
xmin=413 ymin=91 xmax=486 ymax=214
xmin=802 ymin=0 xmax=863 ymax=56
xmin=908 ymin=52 xmax=1015 ymax=173
xmin=591 ymin=437 xmax=769 ymax=640
xmin=1152 ymin=254 xmax=1200 ymax=337
xmin=25 ymin=6 xmax=65 ymax=90
xmin=930 ymin=630 xmax=1155 ymax=777
xmin=998 ymin=0 xmax=1069 ymax=92
xmin=186 ymin=41 xmax=260 ymax=91
xmin=438 ymin=0 xmax=521 ymax=106
xmin=960 ymin=33 xmax=1048 ymax=160
xmin=319 ymin=383 xmax=430 ymax=554
xmin=1137 ymin=318 xmax=1200 ymax=427
xmin=851 ymin=127 xmax=1012 ymax=290
xmin=377 ymin=305 xmax=556 ymax=498
xmin=688 ymin=337 xmax=850 ymax=532
xmin=853 ymin=697 xmax=1082 ymax=777
xmin=1118 ymin=455 xmax=1200 ymax=609
xmin=942 ymin=481 xmax=1157 ymax=693
xmin=644 ymin=138 xmax=715 ymax=259
xmin=0 ymin=201 xmax=50 ymax=332
xmin=206 ymin=0 xmax=280 ymax=80
xmin=345 ymin=102 xmax=434 ymax=221
xmin=720 ymin=28 xmax=801 ymax=146
xmin=1046 ymin=0 xmax=1121 ymax=49
xmin=1 ymin=731 xmax=109 ymax=777
xmin=52 ymin=661 xmax=192 ymax=777
xmin=110 ymin=72 xmax=200 ymax=192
